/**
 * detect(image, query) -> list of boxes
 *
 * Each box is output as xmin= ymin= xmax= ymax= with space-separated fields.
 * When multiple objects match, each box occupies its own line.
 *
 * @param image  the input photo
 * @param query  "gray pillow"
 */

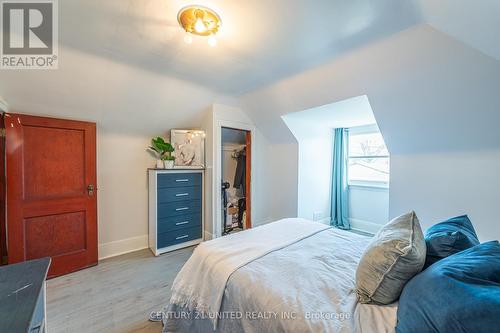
xmin=355 ymin=211 xmax=426 ymax=305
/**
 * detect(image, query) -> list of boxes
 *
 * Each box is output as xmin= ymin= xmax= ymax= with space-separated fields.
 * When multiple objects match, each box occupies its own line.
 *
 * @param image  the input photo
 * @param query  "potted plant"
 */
xmin=162 ymin=143 xmax=175 ymax=169
xmin=148 ymin=137 xmax=175 ymax=169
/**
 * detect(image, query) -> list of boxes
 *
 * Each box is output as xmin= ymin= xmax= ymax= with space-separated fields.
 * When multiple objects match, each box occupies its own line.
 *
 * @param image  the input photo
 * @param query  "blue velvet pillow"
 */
xmin=424 ymin=215 xmax=479 ymax=268
xmin=396 ymin=241 xmax=500 ymax=333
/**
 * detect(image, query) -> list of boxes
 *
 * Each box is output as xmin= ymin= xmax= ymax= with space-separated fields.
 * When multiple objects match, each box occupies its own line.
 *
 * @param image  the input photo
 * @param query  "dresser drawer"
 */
xmin=157 ymin=226 xmax=202 ymax=248
xmin=158 ymin=213 xmax=201 ymax=233
xmin=157 ymin=173 xmax=201 ymax=188
xmin=157 ymin=200 xmax=201 ymax=218
xmin=158 ymin=186 xmax=201 ymax=203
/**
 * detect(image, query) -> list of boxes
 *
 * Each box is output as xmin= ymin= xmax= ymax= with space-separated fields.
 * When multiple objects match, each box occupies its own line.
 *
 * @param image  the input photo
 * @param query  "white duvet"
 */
xmin=166 ymin=218 xmax=398 ymax=333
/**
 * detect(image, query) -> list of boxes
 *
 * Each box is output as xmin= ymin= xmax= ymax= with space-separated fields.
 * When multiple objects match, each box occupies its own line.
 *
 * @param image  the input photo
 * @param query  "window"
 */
xmin=348 ymin=127 xmax=390 ymax=186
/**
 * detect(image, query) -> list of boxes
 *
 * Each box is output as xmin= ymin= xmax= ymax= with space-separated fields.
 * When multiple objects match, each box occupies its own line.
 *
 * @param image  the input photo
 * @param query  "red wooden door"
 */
xmin=0 ymin=114 xmax=6 ymax=265
xmin=5 ymin=113 xmax=97 ymax=277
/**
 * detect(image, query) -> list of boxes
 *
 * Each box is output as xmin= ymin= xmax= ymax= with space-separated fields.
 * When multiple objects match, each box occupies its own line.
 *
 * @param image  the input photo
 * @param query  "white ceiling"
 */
xmin=283 ymin=95 xmax=376 ymax=131
xmin=240 ymin=24 xmax=500 ymax=152
xmin=1 ymin=0 xmax=499 ymax=138
xmin=57 ymin=0 xmax=422 ymax=95
xmin=418 ymin=0 xmax=500 ymax=61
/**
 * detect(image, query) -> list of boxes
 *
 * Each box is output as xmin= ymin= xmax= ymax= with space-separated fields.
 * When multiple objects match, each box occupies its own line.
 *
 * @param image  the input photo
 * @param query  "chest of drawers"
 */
xmin=148 ymin=169 xmax=204 ymax=255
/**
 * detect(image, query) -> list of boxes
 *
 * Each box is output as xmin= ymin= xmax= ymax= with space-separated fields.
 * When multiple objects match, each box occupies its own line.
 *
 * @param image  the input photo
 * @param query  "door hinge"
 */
xmin=0 ymin=128 xmax=5 ymax=138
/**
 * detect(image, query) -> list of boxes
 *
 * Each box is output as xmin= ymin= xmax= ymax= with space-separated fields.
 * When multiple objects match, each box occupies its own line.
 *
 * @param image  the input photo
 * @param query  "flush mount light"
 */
xmin=177 ymin=5 xmax=221 ymax=47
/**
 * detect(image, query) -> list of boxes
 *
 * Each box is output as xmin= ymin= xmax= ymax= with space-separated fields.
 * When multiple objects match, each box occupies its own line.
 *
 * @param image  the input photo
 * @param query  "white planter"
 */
xmin=164 ymin=160 xmax=175 ymax=169
xmin=156 ymin=159 xmax=164 ymax=169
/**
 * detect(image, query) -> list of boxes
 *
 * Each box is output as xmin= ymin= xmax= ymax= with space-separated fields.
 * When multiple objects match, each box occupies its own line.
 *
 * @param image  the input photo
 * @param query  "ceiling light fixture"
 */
xmin=177 ymin=5 xmax=221 ymax=47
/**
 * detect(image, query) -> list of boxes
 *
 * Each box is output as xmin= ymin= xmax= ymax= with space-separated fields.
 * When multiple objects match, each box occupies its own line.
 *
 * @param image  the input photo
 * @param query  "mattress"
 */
xmin=164 ymin=222 xmax=398 ymax=333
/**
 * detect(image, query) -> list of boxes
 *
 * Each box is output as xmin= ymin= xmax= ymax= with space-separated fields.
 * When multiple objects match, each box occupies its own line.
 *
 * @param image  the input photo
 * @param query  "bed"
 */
xmin=163 ymin=218 xmax=398 ymax=333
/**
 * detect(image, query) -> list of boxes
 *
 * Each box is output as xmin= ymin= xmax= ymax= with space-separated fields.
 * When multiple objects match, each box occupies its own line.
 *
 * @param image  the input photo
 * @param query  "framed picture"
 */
xmin=170 ymin=129 xmax=205 ymax=169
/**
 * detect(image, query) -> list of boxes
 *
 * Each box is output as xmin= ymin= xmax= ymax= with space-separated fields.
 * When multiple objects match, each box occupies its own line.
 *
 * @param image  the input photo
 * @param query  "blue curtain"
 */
xmin=331 ymin=128 xmax=350 ymax=230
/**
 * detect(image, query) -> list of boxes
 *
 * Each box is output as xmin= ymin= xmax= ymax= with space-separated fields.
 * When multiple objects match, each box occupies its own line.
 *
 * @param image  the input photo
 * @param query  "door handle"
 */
xmin=87 ymin=184 xmax=95 ymax=196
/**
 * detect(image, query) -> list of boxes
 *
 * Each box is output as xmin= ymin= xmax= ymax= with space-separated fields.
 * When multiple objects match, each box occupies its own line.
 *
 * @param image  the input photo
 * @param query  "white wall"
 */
xmin=391 ymin=150 xmax=500 ymax=242
xmin=349 ymin=185 xmax=389 ymax=233
xmin=296 ymin=137 xmax=332 ymax=222
xmin=96 ymin=132 xmax=151 ymax=258
xmin=0 ymin=46 xmax=235 ymax=259
xmin=281 ymin=117 xmax=332 ymax=223
xmin=259 ymin=143 xmax=298 ymax=223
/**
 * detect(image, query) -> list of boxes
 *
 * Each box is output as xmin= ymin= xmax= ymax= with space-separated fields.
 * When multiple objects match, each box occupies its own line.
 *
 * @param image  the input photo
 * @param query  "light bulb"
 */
xmin=208 ymin=34 xmax=217 ymax=47
xmin=194 ymin=18 xmax=206 ymax=33
xmin=183 ymin=32 xmax=193 ymax=44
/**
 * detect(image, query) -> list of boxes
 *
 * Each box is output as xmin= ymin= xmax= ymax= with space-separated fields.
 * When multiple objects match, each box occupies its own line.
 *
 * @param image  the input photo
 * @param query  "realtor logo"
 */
xmin=1 ymin=0 xmax=58 ymax=69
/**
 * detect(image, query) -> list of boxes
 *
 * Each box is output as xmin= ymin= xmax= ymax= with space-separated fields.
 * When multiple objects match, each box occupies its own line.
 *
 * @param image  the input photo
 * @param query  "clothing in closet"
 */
xmin=233 ymin=148 xmax=246 ymax=193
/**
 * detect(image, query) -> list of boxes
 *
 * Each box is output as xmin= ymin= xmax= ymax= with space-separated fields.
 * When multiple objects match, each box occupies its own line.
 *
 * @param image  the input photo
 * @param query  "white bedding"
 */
xmin=169 ymin=218 xmax=330 ymax=328
xmin=165 ymin=218 xmax=398 ymax=333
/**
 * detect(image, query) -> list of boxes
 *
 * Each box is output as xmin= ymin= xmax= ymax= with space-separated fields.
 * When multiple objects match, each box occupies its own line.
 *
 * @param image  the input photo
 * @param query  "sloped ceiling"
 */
xmin=0 ymin=44 xmax=234 ymax=135
xmin=0 ymin=0 xmax=499 ymax=140
xmin=283 ymin=95 xmax=376 ymax=141
xmin=239 ymin=24 xmax=500 ymax=154
xmin=54 ymin=0 xmax=421 ymax=95
xmin=418 ymin=0 xmax=500 ymax=61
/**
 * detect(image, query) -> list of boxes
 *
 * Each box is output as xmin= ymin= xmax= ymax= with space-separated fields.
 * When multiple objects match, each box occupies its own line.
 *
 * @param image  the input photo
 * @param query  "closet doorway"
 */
xmin=221 ymin=127 xmax=251 ymax=235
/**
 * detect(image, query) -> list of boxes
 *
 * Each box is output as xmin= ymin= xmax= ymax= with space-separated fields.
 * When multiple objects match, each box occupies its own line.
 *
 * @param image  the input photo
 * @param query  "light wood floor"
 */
xmin=46 ymin=247 xmax=194 ymax=333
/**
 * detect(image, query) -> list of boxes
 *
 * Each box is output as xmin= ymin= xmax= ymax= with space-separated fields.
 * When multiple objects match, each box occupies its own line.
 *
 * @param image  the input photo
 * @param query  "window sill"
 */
xmin=348 ymin=181 xmax=389 ymax=190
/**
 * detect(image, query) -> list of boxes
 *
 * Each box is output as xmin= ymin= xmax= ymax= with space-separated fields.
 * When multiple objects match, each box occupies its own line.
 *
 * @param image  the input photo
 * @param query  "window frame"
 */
xmin=347 ymin=125 xmax=390 ymax=188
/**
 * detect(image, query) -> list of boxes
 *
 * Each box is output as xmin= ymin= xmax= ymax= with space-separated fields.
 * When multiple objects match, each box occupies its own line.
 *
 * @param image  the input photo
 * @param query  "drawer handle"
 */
xmin=175 ymin=207 xmax=189 ymax=211
xmin=175 ymin=193 xmax=189 ymax=197
xmin=176 ymin=221 xmax=189 ymax=226
xmin=176 ymin=235 xmax=189 ymax=240
xmin=175 ymin=179 xmax=189 ymax=182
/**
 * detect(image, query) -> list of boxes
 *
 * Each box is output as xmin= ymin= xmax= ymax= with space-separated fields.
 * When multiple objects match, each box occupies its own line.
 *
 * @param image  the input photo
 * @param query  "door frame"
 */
xmin=213 ymin=120 xmax=255 ymax=238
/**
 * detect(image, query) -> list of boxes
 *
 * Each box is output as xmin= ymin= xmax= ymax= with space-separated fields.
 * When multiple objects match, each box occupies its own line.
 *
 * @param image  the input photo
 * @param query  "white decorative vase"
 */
xmin=156 ymin=159 xmax=164 ymax=169
xmin=164 ymin=160 xmax=175 ymax=169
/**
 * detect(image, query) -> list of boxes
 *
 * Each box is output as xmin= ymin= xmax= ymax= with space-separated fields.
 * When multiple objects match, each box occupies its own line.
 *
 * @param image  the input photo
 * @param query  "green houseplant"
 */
xmin=162 ymin=141 xmax=175 ymax=169
xmin=148 ymin=137 xmax=175 ymax=169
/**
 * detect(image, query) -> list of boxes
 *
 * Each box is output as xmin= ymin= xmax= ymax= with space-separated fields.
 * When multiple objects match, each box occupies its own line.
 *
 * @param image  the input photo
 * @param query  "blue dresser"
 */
xmin=148 ymin=169 xmax=204 ymax=255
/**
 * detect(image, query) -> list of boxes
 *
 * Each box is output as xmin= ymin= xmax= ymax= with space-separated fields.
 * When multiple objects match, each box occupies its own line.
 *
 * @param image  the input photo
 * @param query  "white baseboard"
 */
xmin=98 ymin=235 xmax=148 ymax=260
xmin=204 ymin=230 xmax=214 ymax=240
xmin=317 ymin=217 xmax=331 ymax=225
xmin=349 ymin=218 xmax=382 ymax=235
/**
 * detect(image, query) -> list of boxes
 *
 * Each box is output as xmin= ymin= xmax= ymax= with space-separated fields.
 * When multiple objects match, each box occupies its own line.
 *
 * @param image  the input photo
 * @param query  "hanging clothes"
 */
xmin=233 ymin=148 xmax=246 ymax=193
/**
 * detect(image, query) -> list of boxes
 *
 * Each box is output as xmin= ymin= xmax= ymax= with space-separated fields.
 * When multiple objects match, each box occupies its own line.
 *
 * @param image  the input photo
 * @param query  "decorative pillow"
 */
xmin=423 ymin=215 xmax=479 ymax=269
xmin=396 ymin=241 xmax=500 ymax=333
xmin=355 ymin=211 xmax=426 ymax=305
